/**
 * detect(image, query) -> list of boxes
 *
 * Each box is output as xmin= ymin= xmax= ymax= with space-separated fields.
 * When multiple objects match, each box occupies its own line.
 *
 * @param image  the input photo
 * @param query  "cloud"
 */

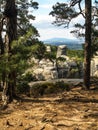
xmin=32 ymin=13 xmax=84 ymax=30
xmin=39 ymin=4 xmax=53 ymax=9
xmin=33 ymin=15 xmax=54 ymax=23
xmin=32 ymin=13 xmax=84 ymax=40
xmin=32 ymin=0 xmax=84 ymax=40
xmin=38 ymin=28 xmax=77 ymax=40
xmin=32 ymin=14 xmax=55 ymax=29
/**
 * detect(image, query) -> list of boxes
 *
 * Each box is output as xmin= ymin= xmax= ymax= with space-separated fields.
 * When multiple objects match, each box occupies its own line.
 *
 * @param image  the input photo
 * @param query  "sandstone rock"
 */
xmin=33 ymin=68 xmax=44 ymax=80
xmin=94 ymin=70 xmax=98 ymax=77
xmin=27 ymin=45 xmax=84 ymax=80
xmin=43 ymin=67 xmax=58 ymax=80
xmin=57 ymin=45 xmax=67 ymax=58
xmin=91 ymin=54 xmax=98 ymax=77
xmin=46 ymin=45 xmax=51 ymax=52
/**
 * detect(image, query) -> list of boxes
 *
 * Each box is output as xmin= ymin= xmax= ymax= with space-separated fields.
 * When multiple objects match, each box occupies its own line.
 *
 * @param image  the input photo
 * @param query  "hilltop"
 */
xmin=43 ymin=37 xmax=84 ymax=50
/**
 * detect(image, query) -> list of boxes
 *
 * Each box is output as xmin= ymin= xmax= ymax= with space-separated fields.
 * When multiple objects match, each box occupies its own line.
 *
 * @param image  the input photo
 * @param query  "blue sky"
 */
xmin=32 ymin=0 xmax=84 ymax=40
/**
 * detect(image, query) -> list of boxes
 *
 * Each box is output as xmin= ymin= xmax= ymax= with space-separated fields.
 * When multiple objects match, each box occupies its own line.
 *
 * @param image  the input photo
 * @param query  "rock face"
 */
xmin=46 ymin=45 xmax=51 ymax=52
xmin=56 ymin=45 xmax=69 ymax=60
xmin=57 ymin=45 xmax=67 ymax=57
xmin=29 ymin=45 xmax=83 ymax=81
xmin=32 ymin=58 xmax=58 ymax=80
xmin=91 ymin=54 xmax=98 ymax=77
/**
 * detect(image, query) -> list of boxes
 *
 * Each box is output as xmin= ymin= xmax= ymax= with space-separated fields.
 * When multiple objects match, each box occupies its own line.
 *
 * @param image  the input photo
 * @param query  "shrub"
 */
xmin=30 ymin=81 xmax=70 ymax=97
xmin=16 ymin=72 xmax=35 ymax=95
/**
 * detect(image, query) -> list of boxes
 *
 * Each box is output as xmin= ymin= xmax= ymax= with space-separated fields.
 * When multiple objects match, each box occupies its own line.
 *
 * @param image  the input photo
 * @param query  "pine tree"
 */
xmin=50 ymin=0 xmax=98 ymax=89
xmin=1 ymin=0 xmax=18 ymax=104
xmin=84 ymin=0 xmax=92 ymax=89
xmin=0 ymin=0 xmax=46 ymax=106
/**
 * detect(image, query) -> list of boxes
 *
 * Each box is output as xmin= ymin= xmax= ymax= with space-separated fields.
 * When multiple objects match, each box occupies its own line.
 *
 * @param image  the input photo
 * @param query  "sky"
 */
xmin=32 ymin=0 xmax=84 ymax=40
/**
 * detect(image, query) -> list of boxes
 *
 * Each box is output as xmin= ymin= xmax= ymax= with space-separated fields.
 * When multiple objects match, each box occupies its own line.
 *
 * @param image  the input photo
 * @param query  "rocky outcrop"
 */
xmin=57 ymin=45 xmax=67 ymax=56
xmin=28 ymin=45 xmax=83 ymax=81
xmin=91 ymin=54 xmax=98 ymax=77
xmin=56 ymin=45 xmax=69 ymax=60
xmin=32 ymin=58 xmax=58 ymax=80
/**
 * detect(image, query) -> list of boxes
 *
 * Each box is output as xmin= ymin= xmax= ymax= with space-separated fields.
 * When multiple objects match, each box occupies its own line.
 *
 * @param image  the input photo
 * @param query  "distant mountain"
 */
xmin=43 ymin=38 xmax=84 ymax=50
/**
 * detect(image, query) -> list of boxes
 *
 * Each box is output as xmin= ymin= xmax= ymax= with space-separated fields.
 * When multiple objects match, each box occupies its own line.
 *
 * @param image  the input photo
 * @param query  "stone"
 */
xmin=94 ymin=70 xmax=98 ymax=77
xmin=91 ymin=54 xmax=98 ymax=77
xmin=27 ymin=45 xmax=84 ymax=80
xmin=56 ymin=45 xmax=67 ymax=58
xmin=46 ymin=45 xmax=51 ymax=52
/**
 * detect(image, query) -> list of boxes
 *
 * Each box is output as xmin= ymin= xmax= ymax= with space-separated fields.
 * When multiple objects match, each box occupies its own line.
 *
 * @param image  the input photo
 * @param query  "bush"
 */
xmin=30 ymin=81 xmax=70 ymax=97
xmin=16 ymin=72 xmax=35 ymax=95
xmin=17 ymin=81 xmax=30 ymax=95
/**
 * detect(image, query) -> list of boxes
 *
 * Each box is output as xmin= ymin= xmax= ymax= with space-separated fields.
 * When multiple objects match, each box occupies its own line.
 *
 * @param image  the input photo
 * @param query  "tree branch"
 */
xmin=78 ymin=1 xmax=85 ymax=18
xmin=70 ymin=0 xmax=81 ymax=7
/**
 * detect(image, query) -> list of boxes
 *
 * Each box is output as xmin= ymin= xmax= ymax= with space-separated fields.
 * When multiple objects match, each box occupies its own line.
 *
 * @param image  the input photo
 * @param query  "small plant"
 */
xmin=30 ymin=81 xmax=70 ymax=97
xmin=16 ymin=72 xmax=35 ymax=95
xmin=30 ymin=83 xmax=47 ymax=97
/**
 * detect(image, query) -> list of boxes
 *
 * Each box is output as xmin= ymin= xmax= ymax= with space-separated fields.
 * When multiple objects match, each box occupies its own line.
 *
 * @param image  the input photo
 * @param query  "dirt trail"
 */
xmin=0 ymin=87 xmax=98 ymax=130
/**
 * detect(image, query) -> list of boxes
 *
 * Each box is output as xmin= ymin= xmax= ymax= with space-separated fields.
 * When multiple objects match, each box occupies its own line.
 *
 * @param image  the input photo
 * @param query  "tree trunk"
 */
xmin=2 ymin=0 xmax=17 ymax=104
xmin=84 ymin=0 xmax=92 ymax=89
xmin=0 ymin=18 xmax=5 ymax=90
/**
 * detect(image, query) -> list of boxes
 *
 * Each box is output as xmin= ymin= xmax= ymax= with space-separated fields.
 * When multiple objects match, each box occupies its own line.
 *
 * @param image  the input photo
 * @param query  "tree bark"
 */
xmin=84 ymin=0 xmax=92 ymax=89
xmin=2 ymin=0 xmax=17 ymax=104
xmin=0 ymin=18 xmax=5 ymax=90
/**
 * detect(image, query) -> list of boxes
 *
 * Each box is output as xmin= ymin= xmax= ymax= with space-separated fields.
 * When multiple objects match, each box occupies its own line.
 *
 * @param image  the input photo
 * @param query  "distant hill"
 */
xmin=43 ymin=38 xmax=84 ymax=50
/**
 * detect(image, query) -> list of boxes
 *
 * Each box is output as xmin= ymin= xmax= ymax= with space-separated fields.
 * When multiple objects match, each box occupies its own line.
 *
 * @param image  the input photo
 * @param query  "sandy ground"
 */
xmin=0 ymin=86 xmax=98 ymax=130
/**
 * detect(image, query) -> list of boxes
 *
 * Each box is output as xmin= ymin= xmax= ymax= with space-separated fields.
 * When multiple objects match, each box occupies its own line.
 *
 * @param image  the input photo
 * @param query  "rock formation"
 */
xmin=27 ymin=45 xmax=83 ymax=81
xmin=91 ymin=53 xmax=98 ymax=77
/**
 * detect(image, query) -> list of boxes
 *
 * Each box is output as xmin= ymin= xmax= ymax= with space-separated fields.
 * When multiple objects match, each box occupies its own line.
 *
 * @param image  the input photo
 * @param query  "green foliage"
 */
xmin=43 ymin=45 xmax=57 ymax=61
xmin=71 ymin=26 xmax=98 ymax=58
xmin=0 ymin=0 xmax=42 ymax=99
xmin=11 ymin=30 xmax=46 ymax=92
xmin=51 ymin=45 xmax=57 ymax=59
xmin=31 ymin=41 xmax=46 ymax=59
xmin=17 ymin=82 xmax=30 ymax=94
xmin=17 ymin=0 xmax=39 ymax=36
xmin=11 ymin=29 xmax=34 ymax=72
xmin=57 ymin=57 xmax=66 ymax=62
xmin=0 ymin=0 xmax=40 ymax=82
xmin=50 ymin=0 xmax=98 ymax=58
xmin=70 ymin=23 xmax=85 ymax=37
xmin=50 ymin=2 xmax=78 ymax=27
xmin=17 ymin=72 xmax=35 ymax=94
xmin=0 ymin=28 xmax=46 ymax=92
xmin=0 ymin=0 xmax=39 ymax=38
xmin=91 ymin=28 xmax=98 ymax=57
xmin=30 ymin=81 xmax=70 ymax=97
xmin=67 ymin=49 xmax=84 ymax=61
xmin=11 ymin=29 xmax=45 ymax=74
xmin=0 ymin=30 xmax=31 ymax=82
